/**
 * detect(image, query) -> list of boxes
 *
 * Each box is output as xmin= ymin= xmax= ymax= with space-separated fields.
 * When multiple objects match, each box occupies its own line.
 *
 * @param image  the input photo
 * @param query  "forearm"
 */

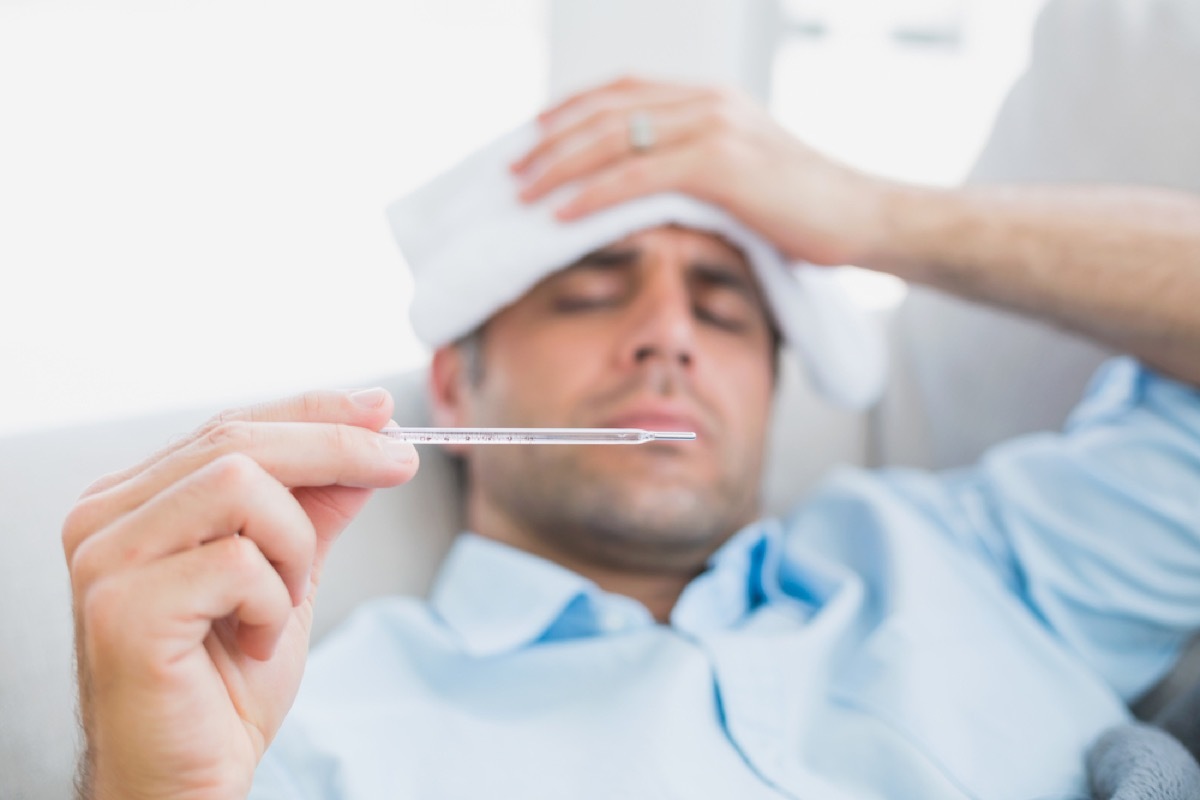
xmin=864 ymin=184 xmax=1200 ymax=386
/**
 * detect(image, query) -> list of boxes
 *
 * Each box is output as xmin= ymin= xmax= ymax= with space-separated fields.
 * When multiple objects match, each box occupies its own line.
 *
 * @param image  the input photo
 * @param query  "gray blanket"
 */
xmin=1088 ymin=681 xmax=1200 ymax=800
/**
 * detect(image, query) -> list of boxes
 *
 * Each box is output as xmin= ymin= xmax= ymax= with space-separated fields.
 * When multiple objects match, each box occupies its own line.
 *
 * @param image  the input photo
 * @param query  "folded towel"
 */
xmin=386 ymin=122 xmax=886 ymax=409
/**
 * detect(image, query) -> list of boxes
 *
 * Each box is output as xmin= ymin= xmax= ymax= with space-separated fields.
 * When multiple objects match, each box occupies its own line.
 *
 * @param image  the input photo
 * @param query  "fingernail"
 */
xmin=350 ymin=387 xmax=387 ymax=409
xmin=384 ymin=438 xmax=417 ymax=463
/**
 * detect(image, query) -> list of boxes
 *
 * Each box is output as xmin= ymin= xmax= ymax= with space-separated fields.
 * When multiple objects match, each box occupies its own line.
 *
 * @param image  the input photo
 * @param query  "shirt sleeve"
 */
xmin=954 ymin=357 xmax=1200 ymax=701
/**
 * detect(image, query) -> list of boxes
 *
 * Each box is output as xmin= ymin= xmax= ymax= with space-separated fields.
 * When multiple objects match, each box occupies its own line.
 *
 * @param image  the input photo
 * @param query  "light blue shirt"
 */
xmin=252 ymin=359 xmax=1200 ymax=799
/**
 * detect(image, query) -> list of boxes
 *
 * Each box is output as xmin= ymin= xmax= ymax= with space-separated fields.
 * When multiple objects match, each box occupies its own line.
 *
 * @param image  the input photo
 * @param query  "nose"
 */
xmin=616 ymin=276 xmax=696 ymax=372
xmin=632 ymin=343 xmax=692 ymax=368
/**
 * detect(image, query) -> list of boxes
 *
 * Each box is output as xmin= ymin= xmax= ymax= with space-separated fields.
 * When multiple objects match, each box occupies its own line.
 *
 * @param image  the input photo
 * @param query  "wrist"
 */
xmin=857 ymin=182 xmax=960 ymax=283
xmin=83 ymin=743 xmax=249 ymax=800
xmin=83 ymin=759 xmax=157 ymax=800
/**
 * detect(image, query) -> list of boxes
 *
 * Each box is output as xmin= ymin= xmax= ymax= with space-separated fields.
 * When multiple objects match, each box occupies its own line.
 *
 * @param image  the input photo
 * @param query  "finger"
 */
xmin=554 ymin=142 xmax=701 ymax=221
xmin=514 ymin=85 xmax=706 ymax=176
xmin=84 ymin=533 xmax=293 ymax=669
xmin=534 ymin=75 xmax=648 ymax=127
xmin=233 ymin=386 xmax=392 ymax=424
xmin=168 ymin=420 xmax=417 ymax=492
xmin=517 ymin=100 xmax=710 ymax=204
xmin=293 ymin=485 xmax=376 ymax=590
xmin=292 ymin=424 xmax=414 ymax=595
xmin=80 ymin=388 xmax=395 ymax=500
xmin=530 ymin=76 xmax=700 ymax=142
xmin=71 ymin=453 xmax=317 ymax=607
xmin=64 ymin=419 xmax=417 ymax=561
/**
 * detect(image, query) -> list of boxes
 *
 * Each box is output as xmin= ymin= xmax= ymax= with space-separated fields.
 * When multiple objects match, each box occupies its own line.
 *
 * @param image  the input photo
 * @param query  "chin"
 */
xmin=585 ymin=449 xmax=750 ymax=519
xmin=580 ymin=473 xmax=746 ymax=550
xmin=479 ymin=441 xmax=759 ymax=568
xmin=591 ymin=443 xmax=715 ymax=481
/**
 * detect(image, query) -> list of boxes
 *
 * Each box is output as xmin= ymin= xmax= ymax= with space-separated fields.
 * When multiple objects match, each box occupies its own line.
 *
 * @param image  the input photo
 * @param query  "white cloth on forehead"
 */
xmin=386 ymin=122 xmax=886 ymax=409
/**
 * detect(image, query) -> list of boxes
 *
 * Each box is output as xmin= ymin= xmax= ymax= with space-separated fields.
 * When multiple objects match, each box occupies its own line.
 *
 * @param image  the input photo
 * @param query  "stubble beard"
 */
xmin=472 ymin=442 xmax=762 ymax=575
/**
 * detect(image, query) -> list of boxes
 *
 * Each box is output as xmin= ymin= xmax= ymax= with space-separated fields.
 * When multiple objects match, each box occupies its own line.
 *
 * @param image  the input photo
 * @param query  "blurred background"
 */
xmin=0 ymin=0 xmax=1047 ymax=437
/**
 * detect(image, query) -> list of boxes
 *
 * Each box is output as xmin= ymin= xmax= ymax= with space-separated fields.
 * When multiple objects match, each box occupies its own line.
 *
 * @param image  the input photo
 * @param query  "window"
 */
xmin=771 ymin=0 xmax=1046 ymax=308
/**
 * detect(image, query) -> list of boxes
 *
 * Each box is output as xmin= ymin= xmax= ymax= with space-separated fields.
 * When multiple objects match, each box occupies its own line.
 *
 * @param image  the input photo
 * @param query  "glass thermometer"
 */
xmin=379 ymin=427 xmax=696 ymax=445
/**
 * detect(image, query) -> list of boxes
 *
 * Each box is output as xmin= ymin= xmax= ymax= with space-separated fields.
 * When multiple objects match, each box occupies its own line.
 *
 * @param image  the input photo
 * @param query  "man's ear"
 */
xmin=428 ymin=344 xmax=472 ymax=454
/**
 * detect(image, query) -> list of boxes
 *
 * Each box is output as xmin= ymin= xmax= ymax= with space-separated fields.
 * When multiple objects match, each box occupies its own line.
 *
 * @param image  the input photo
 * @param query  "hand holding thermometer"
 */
xmin=380 ymin=427 xmax=696 ymax=445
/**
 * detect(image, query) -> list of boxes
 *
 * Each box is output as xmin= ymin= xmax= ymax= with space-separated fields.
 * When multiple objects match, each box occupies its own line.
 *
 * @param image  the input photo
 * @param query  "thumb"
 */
xmin=293 ymin=485 xmax=375 ymax=590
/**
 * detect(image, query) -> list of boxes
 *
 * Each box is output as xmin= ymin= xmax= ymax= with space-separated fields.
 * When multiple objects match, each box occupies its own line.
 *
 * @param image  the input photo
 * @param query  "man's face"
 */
xmin=439 ymin=225 xmax=777 ymax=573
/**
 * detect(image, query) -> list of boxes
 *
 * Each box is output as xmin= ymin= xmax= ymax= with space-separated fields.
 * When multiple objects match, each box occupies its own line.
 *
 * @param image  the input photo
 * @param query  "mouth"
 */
xmin=600 ymin=407 xmax=707 ymax=440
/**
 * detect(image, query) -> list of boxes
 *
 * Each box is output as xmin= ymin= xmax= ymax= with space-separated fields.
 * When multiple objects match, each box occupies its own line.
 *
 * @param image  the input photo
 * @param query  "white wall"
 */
xmin=0 ymin=0 xmax=547 ymax=436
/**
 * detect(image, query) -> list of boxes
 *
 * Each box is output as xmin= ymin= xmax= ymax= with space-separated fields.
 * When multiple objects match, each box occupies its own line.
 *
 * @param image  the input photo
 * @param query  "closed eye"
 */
xmin=549 ymin=261 xmax=630 ymax=312
xmin=694 ymin=304 xmax=749 ymax=332
xmin=554 ymin=294 xmax=622 ymax=312
xmin=686 ymin=261 xmax=768 ymax=335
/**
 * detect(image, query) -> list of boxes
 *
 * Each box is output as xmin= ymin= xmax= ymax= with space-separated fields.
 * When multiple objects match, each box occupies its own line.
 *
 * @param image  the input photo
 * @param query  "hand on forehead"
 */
xmin=388 ymin=114 xmax=886 ymax=409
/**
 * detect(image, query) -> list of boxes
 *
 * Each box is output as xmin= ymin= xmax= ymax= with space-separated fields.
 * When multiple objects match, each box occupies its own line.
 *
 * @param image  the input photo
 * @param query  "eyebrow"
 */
xmin=570 ymin=247 xmax=640 ymax=269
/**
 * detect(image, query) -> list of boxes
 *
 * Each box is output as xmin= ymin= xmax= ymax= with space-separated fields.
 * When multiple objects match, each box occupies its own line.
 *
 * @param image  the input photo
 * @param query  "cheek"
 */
xmin=703 ymin=332 xmax=774 ymax=390
xmin=703 ymin=342 xmax=775 ymax=438
xmin=477 ymin=325 xmax=608 ymax=417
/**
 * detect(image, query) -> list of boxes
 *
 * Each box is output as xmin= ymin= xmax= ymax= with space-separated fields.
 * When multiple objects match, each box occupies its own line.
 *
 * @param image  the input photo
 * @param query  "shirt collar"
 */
xmin=671 ymin=519 xmax=787 ymax=633
xmin=428 ymin=523 xmax=790 ymax=657
xmin=428 ymin=533 xmax=596 ymax=657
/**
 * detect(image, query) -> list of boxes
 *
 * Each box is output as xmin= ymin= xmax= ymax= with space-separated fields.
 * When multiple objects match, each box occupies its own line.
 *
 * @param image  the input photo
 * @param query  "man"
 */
xmin=64 ymin=78 xmax=1200 ymax=799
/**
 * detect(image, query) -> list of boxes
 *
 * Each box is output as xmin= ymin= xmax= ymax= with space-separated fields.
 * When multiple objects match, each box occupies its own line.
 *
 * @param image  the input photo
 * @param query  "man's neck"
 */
xmin=467 ymin=496 xmax=706 ymax=624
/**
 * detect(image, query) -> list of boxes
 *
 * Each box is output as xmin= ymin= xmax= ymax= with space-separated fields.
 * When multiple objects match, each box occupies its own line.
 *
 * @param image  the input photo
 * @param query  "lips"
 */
xmin=601 ymin=406 xmax=706 ymax=438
